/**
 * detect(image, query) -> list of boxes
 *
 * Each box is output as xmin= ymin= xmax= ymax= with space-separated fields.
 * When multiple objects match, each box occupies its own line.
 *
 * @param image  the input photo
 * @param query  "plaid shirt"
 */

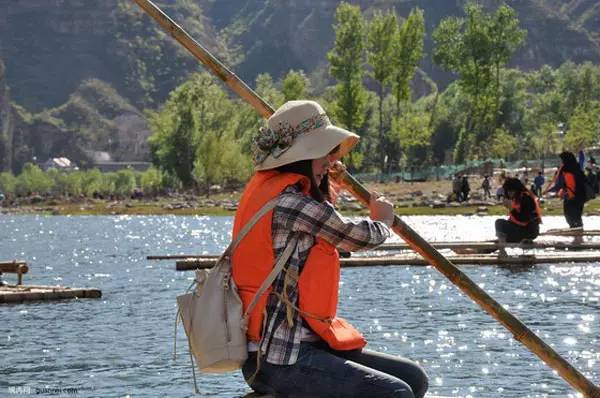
xmin=260 ymin=185 xmax=391 ymax=365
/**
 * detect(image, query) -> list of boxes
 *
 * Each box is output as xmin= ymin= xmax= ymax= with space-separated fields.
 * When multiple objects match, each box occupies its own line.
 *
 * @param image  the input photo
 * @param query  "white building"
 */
xmin=41 ymin=157 xmax=78 ymax=171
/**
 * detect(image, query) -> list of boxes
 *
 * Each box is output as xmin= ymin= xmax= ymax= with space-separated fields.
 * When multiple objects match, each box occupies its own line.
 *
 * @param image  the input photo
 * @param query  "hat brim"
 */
xmin=255 ymin=125 xmax=359 ymax=171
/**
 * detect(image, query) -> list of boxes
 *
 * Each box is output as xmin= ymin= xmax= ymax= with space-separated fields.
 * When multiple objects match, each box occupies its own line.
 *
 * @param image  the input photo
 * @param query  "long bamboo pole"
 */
xmin=131 ymin=1 xmax=599 ymax=396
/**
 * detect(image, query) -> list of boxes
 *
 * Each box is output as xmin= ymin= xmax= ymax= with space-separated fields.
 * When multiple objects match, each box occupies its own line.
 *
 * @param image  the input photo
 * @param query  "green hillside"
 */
xmin=1 ymin=1 xmax=599 ymax=111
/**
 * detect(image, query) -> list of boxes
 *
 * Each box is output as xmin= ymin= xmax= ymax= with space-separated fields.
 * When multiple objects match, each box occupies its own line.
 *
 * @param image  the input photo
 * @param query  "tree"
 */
xmin=489 ymin=128 xmax=518 ymax=160
xmin=114 ymin=168 xmax=137 ymax=197
xmin=489 ymin=5 xmax=527 ymax=118
xmin=193 ymin=130 xmax=252 ymax=197
xmin=564 ymin=102 xmax=600 ymax=151
xmin=530 ymin=122 xmax=563 ymax=166
xmin=390 ymin=108 xmax=432 ymax=166
xmin=46 ymin=169 xmax=83 ymax=197
xmin=327 ymin=2 xmax=368 ymax=170
xmin=432 ymin=3 xmax=525 ymax=161
xmin=193 ymin=130 xmax=222 ymax=196
xmin=15 ymin=163 xmax=54 ymax=196
xmin=0 ymin=172 xmax=16 ymax=196
xmin=392 ymin=8 xmax=425 ymax=117
xmin=282 ymin=70 xmax=310 ymax=102
xmin=255 ymin=73 xmax=284 ymax=109
xmin=140 ymin=166 xmax=164 ymax=196
xmin=148 ymin=73 xmax=231 ymax=189
xmin=81 ymin=169 xmax=105 ymax=197
xmin=367 ymin=10 xmax=397 ymax=173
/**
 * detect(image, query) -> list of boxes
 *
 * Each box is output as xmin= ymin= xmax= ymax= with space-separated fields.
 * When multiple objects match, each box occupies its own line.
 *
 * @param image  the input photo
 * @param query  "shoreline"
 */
xmin=3 ymin=180 xmax=599 ymax=217
xmin=2 ymin=197 xmax=597 ymax=217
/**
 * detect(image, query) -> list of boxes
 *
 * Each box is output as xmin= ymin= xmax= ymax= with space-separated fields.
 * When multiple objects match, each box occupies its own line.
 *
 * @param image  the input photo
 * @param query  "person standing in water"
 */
xmin=232 ymin=100 xmax=429 ymax=398
xmin=495 ymin=178 xmax=542 ymax=243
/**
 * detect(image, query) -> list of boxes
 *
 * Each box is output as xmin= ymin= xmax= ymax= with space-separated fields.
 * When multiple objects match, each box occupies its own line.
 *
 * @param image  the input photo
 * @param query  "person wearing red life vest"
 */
xmin=495 ymin=178 xmax=542 ymax=243
xmin=544 ymin=151 xmax=587 ymax=229
xmin=232 ymin=100 xmax=428 ymax=398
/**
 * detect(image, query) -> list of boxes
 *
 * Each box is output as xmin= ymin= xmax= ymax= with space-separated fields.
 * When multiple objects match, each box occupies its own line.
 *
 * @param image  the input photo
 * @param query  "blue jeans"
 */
xmin=242 ymin=341 xmax=428 ymax=398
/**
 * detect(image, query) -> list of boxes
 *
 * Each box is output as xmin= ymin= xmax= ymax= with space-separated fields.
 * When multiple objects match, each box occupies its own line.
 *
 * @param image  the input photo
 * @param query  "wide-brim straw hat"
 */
xmin=254 ymin=100 xmax=359 ymax=171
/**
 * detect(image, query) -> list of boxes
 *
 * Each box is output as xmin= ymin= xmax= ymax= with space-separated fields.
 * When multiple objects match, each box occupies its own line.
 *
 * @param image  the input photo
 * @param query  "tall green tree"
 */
xmin=148 ymin=73 xmax=231 ymax=188
xmin=489 ymin=6 xmax=527 ymax=118
xmin=390 ymin=107 xmax=432 ymax=166
xmin=282 ymin=70 xmax=310 ymax=102
xmin=255 ymin=73 xmax=285 ymax=109
xmin=564 ymin=102 xmax=600 ymax=151
xmin=367 ymin=10 xmax=397 ymax=173
xmin=327 ymin=2 xmax=368 ymax=170
xmin=392 ymin=8 xmax=425 ymax=117
xmin=433 ymin=3 xmax=525 ymax=161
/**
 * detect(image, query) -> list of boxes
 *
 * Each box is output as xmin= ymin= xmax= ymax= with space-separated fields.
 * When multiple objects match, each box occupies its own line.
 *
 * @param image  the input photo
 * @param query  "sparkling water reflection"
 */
xmin=0 ymin=215 xmax=598 ymax=397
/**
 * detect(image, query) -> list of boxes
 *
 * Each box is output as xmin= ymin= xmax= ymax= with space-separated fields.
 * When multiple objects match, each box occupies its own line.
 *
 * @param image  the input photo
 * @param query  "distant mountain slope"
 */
xmin=0 ymin=0 xmax=231 ymax=111
xmin=0 ymin=0 xmax=599 ymax=111
xmin=534 ymin=0 xmax=600 ymax=44
xmin=204 ymin=0 xmax=600 ymax=89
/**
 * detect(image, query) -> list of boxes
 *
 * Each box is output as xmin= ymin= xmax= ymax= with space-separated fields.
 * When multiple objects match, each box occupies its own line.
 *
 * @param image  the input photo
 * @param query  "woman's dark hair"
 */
xmin=502 ymin=177 xmax=526 ymax=195
xmin=559 ymin=151 xmax=580 ymax=173
xmin=559 ymin=151 xmax=587 ymax=198
xmin=276 ymin=159 xmax=329 ymax=202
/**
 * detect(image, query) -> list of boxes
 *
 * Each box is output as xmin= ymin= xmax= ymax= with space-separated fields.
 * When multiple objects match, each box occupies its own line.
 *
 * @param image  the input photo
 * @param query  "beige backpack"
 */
xmin=176 ymin=198 xmax=296 ymax=382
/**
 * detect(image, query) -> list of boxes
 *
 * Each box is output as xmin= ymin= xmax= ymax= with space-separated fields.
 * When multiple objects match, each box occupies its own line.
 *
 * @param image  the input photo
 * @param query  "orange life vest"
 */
xmin=231 ymin=170 xmax=366 ymax=351
xmin=548 ymin=166 xmax=577 ymax=200
xmin=562 ymin=171 xmax=577 ymax=199
xmin=509 ymin=190 xmax=542 ymax=226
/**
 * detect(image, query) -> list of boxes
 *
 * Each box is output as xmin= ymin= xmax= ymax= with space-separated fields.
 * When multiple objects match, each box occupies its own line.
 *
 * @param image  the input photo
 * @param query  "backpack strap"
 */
xmin=221 ymin=195 xmax=299 ymax=319
xmin=243 ymin=234 xmax=298 ymax=318
xmin=226 ymin=197 xmax=279 ymax=257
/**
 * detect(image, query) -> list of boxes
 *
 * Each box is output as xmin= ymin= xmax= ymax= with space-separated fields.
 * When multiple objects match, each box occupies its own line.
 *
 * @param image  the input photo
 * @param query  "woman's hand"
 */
xmin=369 ymin=191 xmax=394 ymax=227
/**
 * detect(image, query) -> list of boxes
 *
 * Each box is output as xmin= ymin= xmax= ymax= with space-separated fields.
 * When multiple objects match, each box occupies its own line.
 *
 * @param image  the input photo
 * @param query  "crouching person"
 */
xmin=495 ymin=178 xmax=542 ymax=243
xmin=232 ymin=101 xmax=429 ymax=398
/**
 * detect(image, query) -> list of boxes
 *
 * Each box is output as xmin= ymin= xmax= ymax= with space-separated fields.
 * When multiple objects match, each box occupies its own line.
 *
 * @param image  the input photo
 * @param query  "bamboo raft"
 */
xmin=0 ymin=284 xmax=102 ymax=303
xmin=174 ymin=251 xmax=600 ymax=271
xmin=540 ymin=228 xmax=600 ymax=236
xmin=147 ymin=240 xmax=600 ymax=261
xmin=0 ymin=261 xmax=101 ymax=303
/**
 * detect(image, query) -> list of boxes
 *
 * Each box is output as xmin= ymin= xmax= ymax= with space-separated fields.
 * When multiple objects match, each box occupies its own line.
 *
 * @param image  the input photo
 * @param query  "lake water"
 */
xmin=1 ymin=215 xmax=598 ymax=397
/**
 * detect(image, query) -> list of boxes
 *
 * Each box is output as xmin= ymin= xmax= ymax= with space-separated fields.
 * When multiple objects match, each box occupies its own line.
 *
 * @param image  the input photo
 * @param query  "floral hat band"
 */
xmin=252 ymin=113 xmax=331 ymax=165
xmin=251 ymin=100 xmax=359 ymax=171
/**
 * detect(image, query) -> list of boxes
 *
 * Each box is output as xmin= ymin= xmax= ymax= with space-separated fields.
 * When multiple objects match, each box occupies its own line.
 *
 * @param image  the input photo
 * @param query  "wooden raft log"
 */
xmin=378 ymin=241 xmax=600 ymax=252
xmin=0 ymin=284 xmax=102 ymax=304
xmin=175 ymin=252 xmax=600 ymax=270
xmin=0 ymin=260 xmax=29 ymax=285
xmin=148 ymin=241 xmax=600 ymax=261
xmin=540 ymin=228 xmax=600 ymax=236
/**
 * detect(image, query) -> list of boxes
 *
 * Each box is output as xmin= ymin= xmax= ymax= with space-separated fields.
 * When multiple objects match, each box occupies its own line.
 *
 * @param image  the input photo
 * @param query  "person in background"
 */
xmin=585 ymin=167 xmax=597 ymax=199
xmin=452 ymin=174 xmax=462 ymax=202
xmin=233 ymin=100 xmax=428 ymax=398
xmin=481 ymin=175 xmax=492 ymax=200
xmin=533 ymin=171 xmax=545 ymax=197
xmin=461 ymin=175 xmax=470 ymax=202
xmin=520 ymin=170 xmax=529 ymax=187
xmin=495 ymin=178 xmax=542 ymax=243
xmin=578 ymin=149 xmax=585 ymax=170
xmin=544 ymin=151 xmax=587 ymax=229
xmin=496 ymin=185 xmax=505 ymax=201
xmin=589 ymin=157 xmax=599 ymax=194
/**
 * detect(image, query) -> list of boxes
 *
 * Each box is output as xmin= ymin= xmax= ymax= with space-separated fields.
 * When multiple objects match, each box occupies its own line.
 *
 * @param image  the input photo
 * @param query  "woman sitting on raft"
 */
xmin=495 ymin=177 xmax=542 ymax=243
xmin=231 ymin=100 xmax=429 ymax=398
